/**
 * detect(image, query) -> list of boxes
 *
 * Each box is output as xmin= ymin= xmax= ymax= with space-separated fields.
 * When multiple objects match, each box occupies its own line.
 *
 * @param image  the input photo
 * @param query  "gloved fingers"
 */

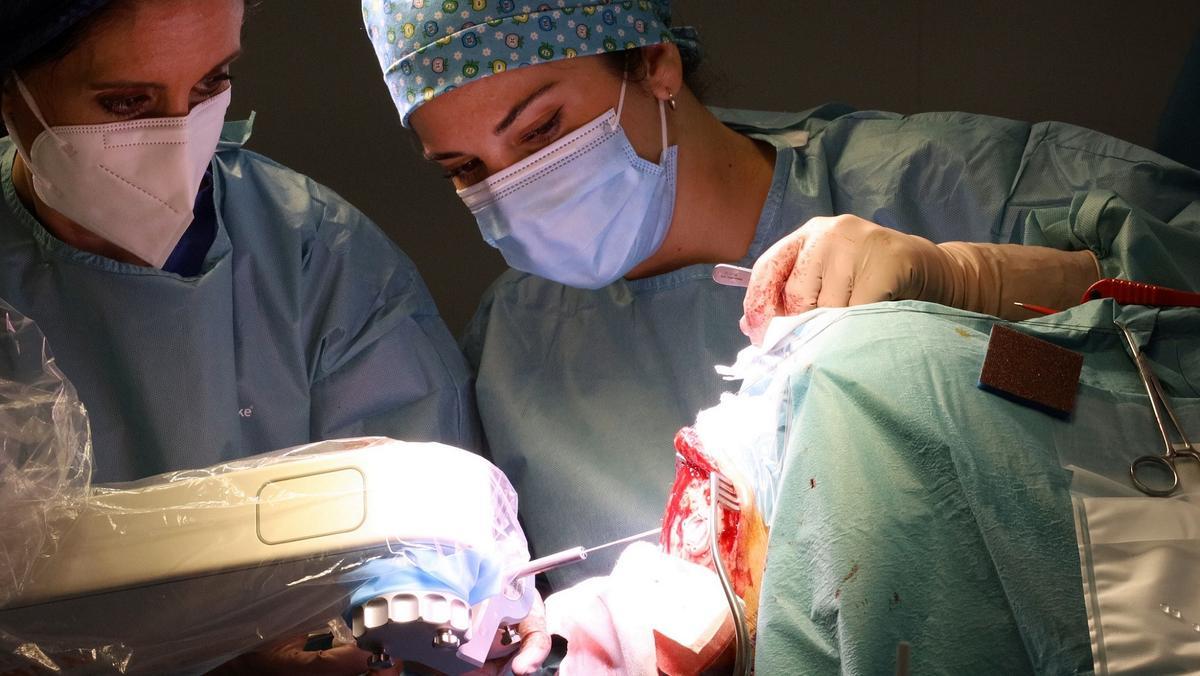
xmin=544 ymin=578 xmax=625 ymax=674
xmin=741 ymin=227 xmax=806 ymax=345
xmin=511 ymin=597 xmax=552 ymax=675
xmin=846 ymin=264 xmax=901 ymax=306
xmin=846 ymin=234 xmax=905 ymax=306
xmin=465 ymin=602 xmax=551 ymax=675
xmin=814 ymin=232 xmax=858 ymax=308
xmin=781 ymin=233 xmax=828 ymax=314
xmin=848 ymin=230 xmax=944 ymax=307
xmin=737 ymin=313 xmax=755 ymax=344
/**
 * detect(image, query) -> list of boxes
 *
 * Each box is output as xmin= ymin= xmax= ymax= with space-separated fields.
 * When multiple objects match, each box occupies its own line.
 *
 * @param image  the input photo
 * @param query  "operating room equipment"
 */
xmin=713 ymin=264 xmax=753 ymax=287
xmin=1084 ymin=278 xmax=1200 ymax=307
xmin=710 ymin=471 xmax=752 ymax=676
xmin=1018 ymin=279 xmax=1200 ymax=315
xmin=1012 ymin=301 xmax=1061 ymax=315
xmin=0 ymin=437 xmax=539 ymax=675
xmin=1118 ymin=322 xmax=1200 ymax=497
xmin=584 ymin=526 xmax=666 ymax=555
xmin=504 ymin=527 xmax=663 ymax=582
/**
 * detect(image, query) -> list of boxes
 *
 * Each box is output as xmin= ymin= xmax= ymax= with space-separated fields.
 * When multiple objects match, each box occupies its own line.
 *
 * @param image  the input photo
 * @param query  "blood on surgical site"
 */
xmin=661 ymin=427 xmax=749 ymax=592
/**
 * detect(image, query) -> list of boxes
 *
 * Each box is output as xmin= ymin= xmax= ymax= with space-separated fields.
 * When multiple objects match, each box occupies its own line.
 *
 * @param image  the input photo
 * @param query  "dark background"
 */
xmin=229 ymin=1 xmax=1200 ymax=334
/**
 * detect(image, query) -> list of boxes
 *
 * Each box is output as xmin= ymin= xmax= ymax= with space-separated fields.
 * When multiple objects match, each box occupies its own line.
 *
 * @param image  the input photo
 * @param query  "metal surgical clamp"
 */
xmin=1118 ymin=323 xmax=1200 ymax=497
xmin=710 ymin=471 xmax=752 ymax=676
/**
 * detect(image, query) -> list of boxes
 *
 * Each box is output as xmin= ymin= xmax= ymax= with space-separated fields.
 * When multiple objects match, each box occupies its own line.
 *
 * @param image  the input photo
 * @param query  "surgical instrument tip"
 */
xmin=582 ymin=527 xmax=662 ymax=555
xmin=713 ymin=264 xmax=752 ymax=288
xmin=506 ymin=547 xmax=588 ymax=582
xmin=1012 ymin=301 xmax=1059 ymax=315
xmin=505 ymin=527 xmax=663 ymax=582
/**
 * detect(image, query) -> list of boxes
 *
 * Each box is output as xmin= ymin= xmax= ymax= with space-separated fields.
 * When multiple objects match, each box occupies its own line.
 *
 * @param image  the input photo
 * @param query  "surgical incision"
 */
xmin=661 ymin=427 xmax=769 ymax=638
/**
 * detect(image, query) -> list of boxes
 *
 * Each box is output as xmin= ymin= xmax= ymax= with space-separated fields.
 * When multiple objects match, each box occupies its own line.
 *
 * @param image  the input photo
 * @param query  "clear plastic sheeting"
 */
xmin=0 ymin=432 xmax=531 ymax=675
xmin=0 ymin=299 xmax=91 ymax=609
xmin=706 ymin=309 xmax=851 ymax=525
xmin=1072 ymin=494 xmax=1200 ymax=674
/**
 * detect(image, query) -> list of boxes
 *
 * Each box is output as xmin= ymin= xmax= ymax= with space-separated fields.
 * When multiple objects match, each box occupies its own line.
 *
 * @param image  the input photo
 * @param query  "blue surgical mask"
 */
xmin=458 ymin=81 xmax=677 ymax=289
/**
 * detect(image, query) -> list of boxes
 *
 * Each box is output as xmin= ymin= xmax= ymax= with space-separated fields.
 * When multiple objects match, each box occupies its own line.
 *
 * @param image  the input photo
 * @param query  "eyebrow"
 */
xmin=493 ymin=82 xmax=556 ymax=135
xmin=88 ymin=48 xmax=244 ymax=90
xmin=424 ymin=81 xmax=558 ymax=161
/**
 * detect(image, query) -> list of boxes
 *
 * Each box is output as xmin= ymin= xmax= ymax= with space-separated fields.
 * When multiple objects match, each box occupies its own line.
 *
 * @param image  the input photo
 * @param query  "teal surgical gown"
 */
xmin=462 ymin=105 xmax=1200 ymax=588
xmin=0 ymin=120 xmax=479 ymax=483
xmin=752 ymin=190 xmax=1200 ymax=673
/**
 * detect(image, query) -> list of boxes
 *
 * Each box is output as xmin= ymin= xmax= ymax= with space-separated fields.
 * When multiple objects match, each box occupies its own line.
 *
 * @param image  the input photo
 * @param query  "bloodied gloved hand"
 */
xmin=739 ymin=215 xmax=1101 ymax=346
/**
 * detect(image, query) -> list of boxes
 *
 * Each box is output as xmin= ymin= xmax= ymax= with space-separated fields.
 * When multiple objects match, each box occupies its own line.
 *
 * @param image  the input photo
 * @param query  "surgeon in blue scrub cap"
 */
xmin=362 ymin=0 xmax=1200 ymax=590
xmin=1 ymin=1 xmax=500 ymax=672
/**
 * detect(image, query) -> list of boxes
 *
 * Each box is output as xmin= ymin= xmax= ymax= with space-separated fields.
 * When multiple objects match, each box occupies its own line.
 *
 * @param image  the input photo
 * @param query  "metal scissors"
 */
xmin=1118 ymin=322 xmax=1200 ymax=496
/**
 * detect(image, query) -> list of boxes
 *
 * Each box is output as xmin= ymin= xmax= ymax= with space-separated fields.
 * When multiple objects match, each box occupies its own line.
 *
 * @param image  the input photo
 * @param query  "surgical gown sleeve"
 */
xmin=1023 ymin=188 xmax=1200 ymax=293
xmin=302 ymin=182 xmax=480 ymax=451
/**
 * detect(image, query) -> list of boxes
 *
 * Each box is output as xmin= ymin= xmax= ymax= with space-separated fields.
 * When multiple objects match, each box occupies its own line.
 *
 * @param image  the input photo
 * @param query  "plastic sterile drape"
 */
xmin=0 ymin=299 xmax=91 ymax=609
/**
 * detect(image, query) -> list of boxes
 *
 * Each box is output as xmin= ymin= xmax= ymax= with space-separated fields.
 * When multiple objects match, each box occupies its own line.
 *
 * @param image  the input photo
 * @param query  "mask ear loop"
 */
xmin=12 ymin=73 xmax=75 ymax=156
xmin=613 ymin=76 xmax=670 ymax=157
xmin=658 ymin=96 xmax=669 ymax=156
xmin=612 ymin=77 xmax=628 ymax=131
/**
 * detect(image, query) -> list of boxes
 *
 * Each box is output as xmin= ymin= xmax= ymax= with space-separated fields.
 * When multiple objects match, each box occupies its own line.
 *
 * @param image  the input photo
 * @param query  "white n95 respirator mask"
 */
xmin=3 ymin=75 xmax=231 ymax=268
xmin=457 ymin=80 xmax=678 ymax=290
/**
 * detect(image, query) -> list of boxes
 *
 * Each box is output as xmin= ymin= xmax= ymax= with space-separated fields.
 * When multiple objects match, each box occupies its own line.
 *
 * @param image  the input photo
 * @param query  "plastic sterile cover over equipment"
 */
xmin=0 ymin=300 xmax=536 ymax=675
xmin=0 ymin=298 xmax=91 ymax=609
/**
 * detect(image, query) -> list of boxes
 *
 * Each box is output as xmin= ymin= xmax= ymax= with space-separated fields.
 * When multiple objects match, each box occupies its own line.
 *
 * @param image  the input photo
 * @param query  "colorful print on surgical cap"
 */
xmin=362 ymin=0 xmax=698 ymax=125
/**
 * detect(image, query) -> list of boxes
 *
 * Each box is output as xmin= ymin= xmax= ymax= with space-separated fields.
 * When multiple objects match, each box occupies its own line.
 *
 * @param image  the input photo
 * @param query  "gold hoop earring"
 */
xmin=667 ymin=92 xmax=678 ymax=111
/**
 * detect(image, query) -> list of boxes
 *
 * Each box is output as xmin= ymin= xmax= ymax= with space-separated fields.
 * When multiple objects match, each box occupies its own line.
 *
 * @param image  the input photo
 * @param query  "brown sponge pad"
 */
xmin=978 ymin=324 xmax=1084 ymax=419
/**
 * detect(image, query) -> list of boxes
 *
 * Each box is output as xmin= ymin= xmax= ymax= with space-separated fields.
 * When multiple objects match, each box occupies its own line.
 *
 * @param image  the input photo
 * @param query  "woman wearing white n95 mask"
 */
xmin=0 ymin=0 xmax=479 ymax=479
xmin=361 ymin=0 xmax=1200 ymax=596
xmin=3 ymin=70 xmax=231 ymax=270
xmin=0 ymin=1 xmax=537 ymax=673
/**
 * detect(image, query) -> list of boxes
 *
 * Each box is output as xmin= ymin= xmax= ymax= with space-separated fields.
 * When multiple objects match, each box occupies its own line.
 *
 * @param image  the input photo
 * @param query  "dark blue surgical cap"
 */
xmin=0 ymin=0 xmax=114 ymax=77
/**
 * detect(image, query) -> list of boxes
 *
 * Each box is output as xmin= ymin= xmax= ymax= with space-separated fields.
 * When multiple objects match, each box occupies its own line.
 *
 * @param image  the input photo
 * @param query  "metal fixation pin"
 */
xmin=432 ymin=628 xmax=461 ymax=650
xmin=367 ymin=652 xmax=393 ymax=670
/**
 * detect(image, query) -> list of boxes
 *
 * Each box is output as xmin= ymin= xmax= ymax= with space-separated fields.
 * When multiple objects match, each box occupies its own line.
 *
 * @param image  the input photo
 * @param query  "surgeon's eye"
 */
xmin=99 ymin=93 xmax=152 ymax=117
xmin=195 ymin=73 xmax=234 ymax=97
xmin=444 ymin=158 xmax=484 ymax=181
xmin=520 ymin=107 xmax=562 ymax=145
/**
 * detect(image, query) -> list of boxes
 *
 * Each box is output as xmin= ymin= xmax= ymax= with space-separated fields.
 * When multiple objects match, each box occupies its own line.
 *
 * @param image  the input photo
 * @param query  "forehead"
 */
xmin=67 ymin=0 xmax=243 ymax=79
xmin=409 ymin=54 xmax=617 ymax=137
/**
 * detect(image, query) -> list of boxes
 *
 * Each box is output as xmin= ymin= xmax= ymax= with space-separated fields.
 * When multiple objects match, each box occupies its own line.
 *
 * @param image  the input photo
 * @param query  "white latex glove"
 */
xmin=544 ymin=542 xmax=733 ymax=676
xmin=739 ymin=214 xmax=1100 ymax=345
